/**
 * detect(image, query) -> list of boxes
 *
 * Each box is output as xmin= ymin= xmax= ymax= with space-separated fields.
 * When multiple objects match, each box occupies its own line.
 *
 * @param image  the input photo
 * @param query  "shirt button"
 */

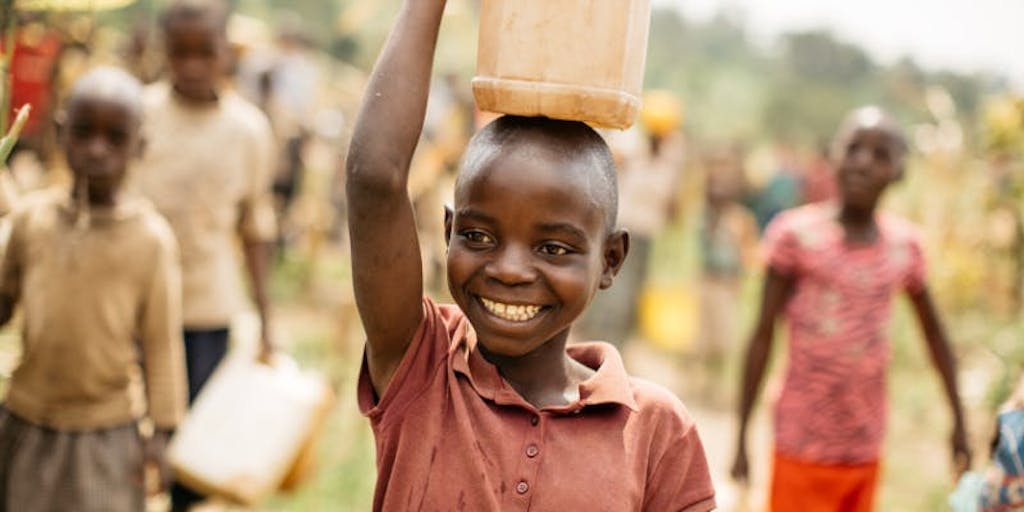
xmin=530 ymin=415 xmax=539 ymax=426
xmin=516 ymin=481 xmax=530 ymax=494
xmin=525 ymin=444 xmax=539 ymax=458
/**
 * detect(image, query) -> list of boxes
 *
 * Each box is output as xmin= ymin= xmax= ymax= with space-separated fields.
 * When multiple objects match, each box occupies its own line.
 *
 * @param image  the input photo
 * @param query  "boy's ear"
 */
xmin=599 ymin=229 xmax=630 ymax=289
xmin=443 ymin=205 xmax=454 ymax=247
xmin=893 ymin=158 xmax=906 ymax=182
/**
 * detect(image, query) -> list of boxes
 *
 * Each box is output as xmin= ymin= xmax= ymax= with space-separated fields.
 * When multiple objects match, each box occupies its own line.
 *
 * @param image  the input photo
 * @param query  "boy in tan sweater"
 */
xmin=0 ymin=67 xmax=187 ymax=511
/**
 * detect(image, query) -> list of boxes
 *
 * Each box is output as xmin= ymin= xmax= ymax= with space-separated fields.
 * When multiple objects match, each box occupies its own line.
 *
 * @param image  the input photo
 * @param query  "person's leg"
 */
xmin=842 ymin=459 xmax=880 ymax=512
xmin=171 ymin=328 xmax=230 ymax=511
xmin=182 ymin=328 xmax=230 ymax=403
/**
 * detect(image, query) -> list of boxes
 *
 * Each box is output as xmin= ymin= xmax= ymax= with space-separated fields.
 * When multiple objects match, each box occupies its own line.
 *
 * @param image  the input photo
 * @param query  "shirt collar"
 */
xmin=450 ymin=324 xmax=639 ymax=413
xmin=55 ymin=190 xmax=144 ymax=224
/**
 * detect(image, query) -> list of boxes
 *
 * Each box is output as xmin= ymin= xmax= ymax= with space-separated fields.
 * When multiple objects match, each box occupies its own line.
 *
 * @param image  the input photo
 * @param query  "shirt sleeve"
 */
xmin=139 ymin=220 xmax=188 ymax=429
xmin=642 ymin=411 xmax=717 ymax=512
xmin=903 ymin=234 xmax=927 ymax=294
xmin=237 ymin=109 xmax=278 ymax=242
xmin=357 ymin=297 xmax=452 ymax=428
xmin=762 ymin=212 xmax=800 ymax=276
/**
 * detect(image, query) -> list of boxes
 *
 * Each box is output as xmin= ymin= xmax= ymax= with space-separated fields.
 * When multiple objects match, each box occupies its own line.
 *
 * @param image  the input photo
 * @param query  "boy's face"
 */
xmin=445 ymin=149 xmax=624 ymax=358
xmin=835 ymin=126 xmax=903 ymax=212
xmin=63 ymin=97 xmax=141 ymax=202
xmin=165 ymin=17 xmax=225 ymax=102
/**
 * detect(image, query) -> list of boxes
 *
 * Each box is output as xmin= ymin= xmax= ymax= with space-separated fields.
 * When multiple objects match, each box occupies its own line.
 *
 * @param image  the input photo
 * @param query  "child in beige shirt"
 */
xmin=0 ymin=66 xmax=186 ymax=511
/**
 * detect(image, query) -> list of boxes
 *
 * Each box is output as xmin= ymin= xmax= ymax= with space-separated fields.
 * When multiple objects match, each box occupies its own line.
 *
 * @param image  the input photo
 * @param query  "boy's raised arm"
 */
xmin=346 ymin=0 xmax=448 ymax=395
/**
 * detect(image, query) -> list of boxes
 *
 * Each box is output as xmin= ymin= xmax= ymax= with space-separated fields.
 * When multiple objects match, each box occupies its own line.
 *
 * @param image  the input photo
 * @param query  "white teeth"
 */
xmin=480 ymin=297 xmax=542 ymax=322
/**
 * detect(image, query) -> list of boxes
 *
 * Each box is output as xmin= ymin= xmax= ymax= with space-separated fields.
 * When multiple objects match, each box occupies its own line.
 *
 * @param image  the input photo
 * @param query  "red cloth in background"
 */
xmin=5 ymin=28 xmax=62 ymax=139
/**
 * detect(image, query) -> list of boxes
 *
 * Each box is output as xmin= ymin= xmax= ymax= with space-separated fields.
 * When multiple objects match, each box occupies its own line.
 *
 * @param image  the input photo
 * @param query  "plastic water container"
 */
xmin=167 ymin=354 xmax=334 ymax=505
xmin=472 ymin=0 xmax=653 ymax=129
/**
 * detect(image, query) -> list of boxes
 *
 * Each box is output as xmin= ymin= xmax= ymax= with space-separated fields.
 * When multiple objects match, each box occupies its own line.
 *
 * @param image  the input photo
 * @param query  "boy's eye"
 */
xmin=873 ymin=147 xmax=891 ymax=163
xmin=539 ymin=243 xmax=570 ymax=256
xmin=70 ymin=125 xmax=92 ymax=139
xmin=462 ymin=230 xmax=494 ymax=244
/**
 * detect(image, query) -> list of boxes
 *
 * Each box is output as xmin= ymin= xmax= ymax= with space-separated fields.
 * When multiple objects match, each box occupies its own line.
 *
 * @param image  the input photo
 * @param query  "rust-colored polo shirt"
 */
xmin=358 ymin=298 xmax=716 ymax=511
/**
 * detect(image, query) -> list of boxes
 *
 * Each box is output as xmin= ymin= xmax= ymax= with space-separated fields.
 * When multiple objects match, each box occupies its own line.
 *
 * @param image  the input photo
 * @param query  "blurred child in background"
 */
xmin=577 ymin=91 xmax=685 ymax=348
xmin=732 ymin=106 xmax=971 ymax=511
xmin=132 ymin=1 xmax=278 ymax=508
xmin=0 ymin=66 xmax=186 ymax=511
xmin=981 ymin=374 xmax=1024 ymax=510
xmin=695 ymin=146 xmax=758 ymax=403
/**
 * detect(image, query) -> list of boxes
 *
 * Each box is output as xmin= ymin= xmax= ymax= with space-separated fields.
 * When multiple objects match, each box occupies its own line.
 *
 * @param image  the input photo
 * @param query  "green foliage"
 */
xmin=643 ymin=8 xmax=999 ymax=148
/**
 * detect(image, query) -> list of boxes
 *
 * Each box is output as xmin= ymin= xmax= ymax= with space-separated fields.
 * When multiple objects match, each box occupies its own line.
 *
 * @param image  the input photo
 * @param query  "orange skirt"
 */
xmin=769 ymin=450 xmax=880 ymax=512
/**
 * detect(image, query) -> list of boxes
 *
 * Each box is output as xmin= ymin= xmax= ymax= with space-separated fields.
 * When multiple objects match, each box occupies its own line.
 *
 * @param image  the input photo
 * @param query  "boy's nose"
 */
xmin=86 ymin=137 xmax=110 ymax=158
xmin=849 ymin=147 xmax=874 ymax=169
xmin=485 ymin=246 xmax=538 ymax=285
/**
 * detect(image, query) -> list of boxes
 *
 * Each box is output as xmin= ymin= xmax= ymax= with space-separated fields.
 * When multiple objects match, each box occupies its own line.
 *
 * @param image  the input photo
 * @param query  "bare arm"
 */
xmin=346 ymin=0 xmax=447 ymax=396
xmin=731 ymin=267 xmax=794 ymax=482
xmin=242 ymin=240 xmax=274 ymax=360
xmin=907 ymin=286 xmax=971 ymax=475
xmin=0 ymin=208 xmax=23 ymax=326
xmin=0 ymin=297 xmax=13 ymax=326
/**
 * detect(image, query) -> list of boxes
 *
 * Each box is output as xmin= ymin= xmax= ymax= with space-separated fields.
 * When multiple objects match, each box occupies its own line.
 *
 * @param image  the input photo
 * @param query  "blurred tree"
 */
xmin=781 ymin=30 xmax=874 ymax=86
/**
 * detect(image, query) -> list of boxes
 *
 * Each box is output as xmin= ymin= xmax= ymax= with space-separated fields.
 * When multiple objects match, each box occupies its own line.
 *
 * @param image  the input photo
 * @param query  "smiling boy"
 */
xmin=346 ymin=1 xmax=715 ymax=510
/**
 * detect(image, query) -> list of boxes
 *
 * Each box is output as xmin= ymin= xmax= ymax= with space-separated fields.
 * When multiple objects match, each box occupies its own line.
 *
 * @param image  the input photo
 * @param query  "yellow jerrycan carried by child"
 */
xmin=473 ymin=0 xmax=653 ymax=129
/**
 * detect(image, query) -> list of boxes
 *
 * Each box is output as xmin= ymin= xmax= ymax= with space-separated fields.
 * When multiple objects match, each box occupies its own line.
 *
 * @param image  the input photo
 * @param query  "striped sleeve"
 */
xmin=762 ymin=213 xmax=801 ymax=276
xmin=903 ymin=233 xmax=927 ymax=293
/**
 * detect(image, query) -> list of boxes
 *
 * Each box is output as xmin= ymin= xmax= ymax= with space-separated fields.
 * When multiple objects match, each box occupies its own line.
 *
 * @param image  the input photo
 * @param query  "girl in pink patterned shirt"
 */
xmin=730 ymin=106 xmax=971 ymax=511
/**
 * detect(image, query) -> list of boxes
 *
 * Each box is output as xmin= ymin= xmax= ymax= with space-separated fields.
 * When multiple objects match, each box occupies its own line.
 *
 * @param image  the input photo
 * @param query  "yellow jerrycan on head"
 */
xmin=473 ymin=0 xmax=653 ymax=129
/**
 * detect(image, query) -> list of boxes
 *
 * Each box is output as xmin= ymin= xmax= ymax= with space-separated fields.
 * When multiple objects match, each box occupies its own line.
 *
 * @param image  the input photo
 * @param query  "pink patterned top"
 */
xmin=764 ymin=203 xmax=926 ymax=464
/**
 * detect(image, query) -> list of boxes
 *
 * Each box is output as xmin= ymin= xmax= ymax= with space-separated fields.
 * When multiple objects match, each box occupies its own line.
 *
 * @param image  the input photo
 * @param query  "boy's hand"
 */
xmin=258 ymin=324 xmax=275 ymax=365
xmin=952 ymin=422 xmax=972 ymax=477
xmin=144 ymin=429 xmax=174 ymax=494
xmin=730 ymin=444 xmax=749 ymax=484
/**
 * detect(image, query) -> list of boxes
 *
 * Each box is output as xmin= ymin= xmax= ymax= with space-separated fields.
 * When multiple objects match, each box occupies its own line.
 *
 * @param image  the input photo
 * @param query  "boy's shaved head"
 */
xmin=831 ymin=105 xmax=908 ymax=162
xmin=65 ymin=66 xmax=144 ymax=123
xmin=162 ymin=0 xmax=229 ymax=35
xmin=457 ymin=116 xmax=619 ymax=230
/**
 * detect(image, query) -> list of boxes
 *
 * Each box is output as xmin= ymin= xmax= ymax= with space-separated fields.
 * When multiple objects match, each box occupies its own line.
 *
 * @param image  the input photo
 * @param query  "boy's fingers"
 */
xmin=257 ymin=345 xmax=275 ymax=365
xmin=730 ymin=456 xmax=749 ymax=483
xmin=953 ymin=448 xmax=971 ymax=473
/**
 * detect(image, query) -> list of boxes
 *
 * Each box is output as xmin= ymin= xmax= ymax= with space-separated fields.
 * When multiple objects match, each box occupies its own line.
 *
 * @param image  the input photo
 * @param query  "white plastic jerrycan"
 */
xmin=167 ymin=353 xmax=334 ymax=505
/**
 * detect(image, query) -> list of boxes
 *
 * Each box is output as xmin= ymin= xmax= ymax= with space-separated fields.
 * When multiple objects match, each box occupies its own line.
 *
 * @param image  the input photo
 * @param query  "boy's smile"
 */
xmin=478 ymin=297 xmax=542 ymax=322
xmin=445 ymin=145 xmax=620 ymax=358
